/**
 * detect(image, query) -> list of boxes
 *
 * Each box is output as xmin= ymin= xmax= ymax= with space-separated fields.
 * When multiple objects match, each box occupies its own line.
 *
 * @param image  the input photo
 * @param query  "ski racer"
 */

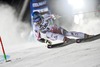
xmin=32 ymin=11 xmax=92 ymax=45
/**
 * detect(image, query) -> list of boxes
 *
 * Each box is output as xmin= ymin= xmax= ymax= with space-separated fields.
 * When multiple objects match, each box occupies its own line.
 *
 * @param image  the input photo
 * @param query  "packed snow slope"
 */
xmin=0 ymin=38 xmax=100 ymax=67
xmin=0 ymin=4 xmax=100 ymax=67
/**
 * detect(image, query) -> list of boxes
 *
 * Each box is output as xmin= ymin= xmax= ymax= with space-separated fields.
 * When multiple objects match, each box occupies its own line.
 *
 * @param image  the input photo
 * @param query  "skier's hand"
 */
xmin=38 ymin=38 xmax=45 ymax=43
xmin=51 ymin=14 xmax=56 ymax=20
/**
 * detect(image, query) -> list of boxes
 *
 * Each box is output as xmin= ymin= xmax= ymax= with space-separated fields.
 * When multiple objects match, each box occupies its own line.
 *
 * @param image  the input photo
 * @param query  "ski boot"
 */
xmin=46 ymin=40 xmax=52 ymax=48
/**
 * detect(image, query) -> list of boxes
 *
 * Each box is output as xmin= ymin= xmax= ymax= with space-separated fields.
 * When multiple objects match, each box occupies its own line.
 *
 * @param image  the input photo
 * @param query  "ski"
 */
xmin=47 ymin=42 xmax=64 ymax=48
xmin=76 ymin=34 xmax=100 ymax=43
xmin=47 ymin=39 xmax=76 ymax=48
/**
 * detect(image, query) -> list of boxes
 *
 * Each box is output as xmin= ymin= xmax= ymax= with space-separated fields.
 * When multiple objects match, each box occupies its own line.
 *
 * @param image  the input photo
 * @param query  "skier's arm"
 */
xmin=45 ymin=14 xmax=56 ymax=21
xmin=33 ymin=24 xmax=41 ymax=40
xmin=34 ymin=31 xmax=45 ymax=43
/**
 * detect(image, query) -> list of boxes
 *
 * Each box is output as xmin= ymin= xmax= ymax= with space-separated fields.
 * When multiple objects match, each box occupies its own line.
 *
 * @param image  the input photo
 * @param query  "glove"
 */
xmin=38 ymin=38 xmax=45 ymax=43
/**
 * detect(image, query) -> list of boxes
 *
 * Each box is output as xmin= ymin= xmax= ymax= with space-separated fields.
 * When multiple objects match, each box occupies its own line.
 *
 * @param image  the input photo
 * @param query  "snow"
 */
xmin=0 ymin=39 xmax=100 ymax=67
xmin=0 ymin=4 xmax=32 ymax=54
xmin=0 ymin=4 xmax=100 ymax=67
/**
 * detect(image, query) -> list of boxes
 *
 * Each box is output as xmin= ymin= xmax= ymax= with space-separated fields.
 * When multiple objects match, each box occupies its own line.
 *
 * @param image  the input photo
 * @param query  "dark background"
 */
xmin=0 ymin=0 xmax=100 ymax=29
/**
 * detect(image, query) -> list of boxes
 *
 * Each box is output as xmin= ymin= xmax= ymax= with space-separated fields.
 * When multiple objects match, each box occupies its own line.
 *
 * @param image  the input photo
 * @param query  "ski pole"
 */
xmin=0 ymin=36 xmax=7 ymax=62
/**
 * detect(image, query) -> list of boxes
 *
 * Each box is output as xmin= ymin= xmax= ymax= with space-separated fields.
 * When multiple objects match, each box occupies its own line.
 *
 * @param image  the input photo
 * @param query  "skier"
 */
xmin=32 ymin=11 xmax=92 ymax=45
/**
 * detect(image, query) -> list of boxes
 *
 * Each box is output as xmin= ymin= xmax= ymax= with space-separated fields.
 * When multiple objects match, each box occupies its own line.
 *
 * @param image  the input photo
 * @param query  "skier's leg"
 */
xmin=59 ymin=27 xmax=68 ymax=36
xmin=58 ymin=27 xmax=83 ymax=38
xmin=65 ymin=31 xmax=84 ymax=38
xmin=66 ymin=31 xmax=92 ymax=39
xmin=46 ymin=32 xmax=69 ymax=43
xmin=58 ymin=27 xmax=92 ymax=39
xmin=46 ymin=32 xmax=64 ymax=41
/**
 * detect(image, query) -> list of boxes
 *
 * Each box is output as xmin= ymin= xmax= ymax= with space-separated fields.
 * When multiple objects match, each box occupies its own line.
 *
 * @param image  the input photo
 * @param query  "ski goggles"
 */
xmin=33 ymin=18 xmax=41 ymax=22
